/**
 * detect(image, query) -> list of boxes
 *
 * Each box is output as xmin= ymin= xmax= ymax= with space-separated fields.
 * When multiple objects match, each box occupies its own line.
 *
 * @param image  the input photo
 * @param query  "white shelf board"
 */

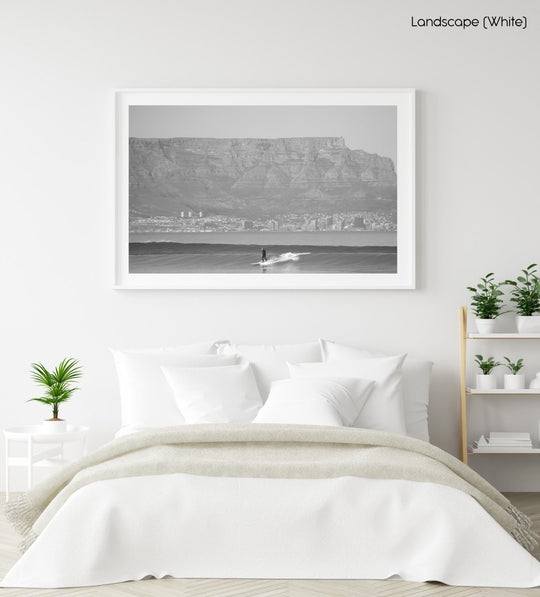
xmin=467 ymin=388 xmax=540 ymax=395
xmin=469 ymin=448 xmax=540 ymax=455
xmin=468 ymin=333 xmax=540 ymax=339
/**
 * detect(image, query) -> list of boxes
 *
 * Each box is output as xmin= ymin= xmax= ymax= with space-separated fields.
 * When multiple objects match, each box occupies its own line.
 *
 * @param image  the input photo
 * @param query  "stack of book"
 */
xmin=473 ymin=432 xmax=533 ymax=453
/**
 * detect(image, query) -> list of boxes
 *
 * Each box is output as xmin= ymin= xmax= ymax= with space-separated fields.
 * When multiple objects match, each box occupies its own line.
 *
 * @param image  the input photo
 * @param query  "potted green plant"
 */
xmin=467 ymin=273 xmax=506 ymax=334
xmin=503 ymin=357 xmax=525 ymax=390
xmin=474 ymin=355 xmax=501 ymax=390
xmin=28 ymin=357 xmax=82 ymax=433
xmin=505 ymin=264 xmax=540 ymax=333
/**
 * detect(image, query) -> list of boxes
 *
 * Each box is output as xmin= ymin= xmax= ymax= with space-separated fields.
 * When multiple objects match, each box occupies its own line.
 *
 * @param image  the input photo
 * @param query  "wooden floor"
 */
xmin=1 ymin=493 xmax=539 ymax=596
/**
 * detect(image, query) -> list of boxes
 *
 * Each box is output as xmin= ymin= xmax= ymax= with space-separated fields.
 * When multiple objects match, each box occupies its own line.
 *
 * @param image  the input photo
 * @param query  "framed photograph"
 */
xmin=115 ymin=88 xmax=415 ymax=289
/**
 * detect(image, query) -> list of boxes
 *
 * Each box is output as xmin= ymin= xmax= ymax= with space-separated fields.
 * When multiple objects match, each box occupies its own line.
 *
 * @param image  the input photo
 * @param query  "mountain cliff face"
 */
xmin=129 ymin=137 xmax=396 ymax=217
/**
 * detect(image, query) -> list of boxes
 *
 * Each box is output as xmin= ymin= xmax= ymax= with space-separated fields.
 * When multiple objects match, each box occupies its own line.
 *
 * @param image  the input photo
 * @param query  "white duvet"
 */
xmin=3 ymin=473 xmax=540 ymax=588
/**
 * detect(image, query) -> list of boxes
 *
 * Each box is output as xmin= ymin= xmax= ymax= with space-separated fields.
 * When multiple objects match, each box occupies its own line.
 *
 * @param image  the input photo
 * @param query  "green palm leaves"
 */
xmin=28 ymin=358 xmax=82 ymax=420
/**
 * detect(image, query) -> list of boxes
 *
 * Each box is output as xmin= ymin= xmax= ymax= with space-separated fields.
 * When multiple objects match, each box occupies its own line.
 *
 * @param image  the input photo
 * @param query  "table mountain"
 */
xmin=129 ymin=136 xmax=396 ymax=218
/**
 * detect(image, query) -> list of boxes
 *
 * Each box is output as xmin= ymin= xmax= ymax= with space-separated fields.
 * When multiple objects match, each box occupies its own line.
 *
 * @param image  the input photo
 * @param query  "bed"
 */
xmin=3 ymin=340 xmax=540 ymax=589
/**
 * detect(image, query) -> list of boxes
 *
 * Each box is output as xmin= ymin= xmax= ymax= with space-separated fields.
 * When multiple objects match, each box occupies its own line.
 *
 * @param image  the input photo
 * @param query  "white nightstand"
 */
xmin=4 ymin=425 xmax=88 ymax=501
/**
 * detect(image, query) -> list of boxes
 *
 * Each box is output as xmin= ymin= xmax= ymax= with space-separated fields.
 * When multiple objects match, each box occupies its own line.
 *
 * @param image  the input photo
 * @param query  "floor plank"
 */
xmin=1 ymin=493 xmax=539 ymax=596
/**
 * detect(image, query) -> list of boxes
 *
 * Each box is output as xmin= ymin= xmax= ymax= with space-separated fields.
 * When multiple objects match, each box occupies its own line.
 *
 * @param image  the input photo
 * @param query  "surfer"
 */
xmin=252 ymin=251 xmax=310 ymax=267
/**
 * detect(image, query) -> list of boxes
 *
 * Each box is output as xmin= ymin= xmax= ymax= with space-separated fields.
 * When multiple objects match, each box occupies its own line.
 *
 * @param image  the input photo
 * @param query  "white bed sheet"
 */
xmin=3 ymin=474 xmax=540 ymax=588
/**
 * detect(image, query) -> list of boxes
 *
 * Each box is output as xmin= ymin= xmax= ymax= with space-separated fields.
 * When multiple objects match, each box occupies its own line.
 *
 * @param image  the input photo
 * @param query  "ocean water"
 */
xmin=130 ymin=230 xmax=396 ymax=247
xmin=129 ymin=232 xmax=397 ymax=274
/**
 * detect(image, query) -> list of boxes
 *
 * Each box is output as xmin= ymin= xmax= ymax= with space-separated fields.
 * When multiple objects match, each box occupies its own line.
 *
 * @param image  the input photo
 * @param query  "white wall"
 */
xmin=1 ymin=0 xmax=539 ymax=491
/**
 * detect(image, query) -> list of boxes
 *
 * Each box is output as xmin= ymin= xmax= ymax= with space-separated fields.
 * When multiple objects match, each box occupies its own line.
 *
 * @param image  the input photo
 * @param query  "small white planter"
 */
xmin=476 ymin=374 xmax=497 ymax=391
xmin=504 ymin=374 xmax=525 ymax=390
xmin=476 ymin=318 xmax=497 ymax=334
xmin=41 ymin=419 xmax=67 ymax=434
xmin=516 ymin=315 xmax=540 ymax=334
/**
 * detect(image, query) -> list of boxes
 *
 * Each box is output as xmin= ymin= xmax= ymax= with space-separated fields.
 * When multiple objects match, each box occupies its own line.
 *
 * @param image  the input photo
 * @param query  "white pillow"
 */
xmin=217 ymin=342 xmax=322 ymax=399
xmin=253 ymin=377 xmax=375 ymax=427
xmin=111 ymin=347 xmax=236 ymax=428
xmin=320 ymin=339 xmax=433 ymax=441
xmin=288 ymin=354 xmax=407 ymax=435
xmin=162 ymin=361 xmax=263 ymax=424
xmin=120 ymin=340 xmax=222 ymax=355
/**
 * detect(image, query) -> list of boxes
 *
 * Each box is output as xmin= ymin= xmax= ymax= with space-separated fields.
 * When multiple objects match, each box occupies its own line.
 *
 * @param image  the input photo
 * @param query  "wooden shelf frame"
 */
xmin=459 ymin=306 xmax=468 ymax=463
xmin=459 ymin=306 xmax=540 ymax=465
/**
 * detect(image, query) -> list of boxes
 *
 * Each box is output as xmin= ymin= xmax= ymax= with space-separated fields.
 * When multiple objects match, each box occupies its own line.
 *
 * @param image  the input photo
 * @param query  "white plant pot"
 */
xmin=516 ymin=315 xmax=540 ymax=334
xmin=476 ymin=374 xmax=497 ymax=391
xmin=476 ymin=318 xmax=497 ymax=334
xmin=41 ymin=419 xmax=67 ymax=434
xmin=504 ymin=374 xmax=525 ymax=390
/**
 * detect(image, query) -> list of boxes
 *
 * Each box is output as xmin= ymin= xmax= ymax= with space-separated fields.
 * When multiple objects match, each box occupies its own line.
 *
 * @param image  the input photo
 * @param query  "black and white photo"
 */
xmin=115 ymin=90 xmax=415 ymax=288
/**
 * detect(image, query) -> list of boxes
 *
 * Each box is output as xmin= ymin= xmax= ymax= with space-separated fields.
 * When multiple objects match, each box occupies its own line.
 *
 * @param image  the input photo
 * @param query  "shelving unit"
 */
xmin=459 ymin=306 xmax=540 ymax=464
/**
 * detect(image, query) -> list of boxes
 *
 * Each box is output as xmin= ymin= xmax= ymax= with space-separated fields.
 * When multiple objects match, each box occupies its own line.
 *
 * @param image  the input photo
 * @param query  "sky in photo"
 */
xmin=130 ymin=105 xmax=397 ymax=163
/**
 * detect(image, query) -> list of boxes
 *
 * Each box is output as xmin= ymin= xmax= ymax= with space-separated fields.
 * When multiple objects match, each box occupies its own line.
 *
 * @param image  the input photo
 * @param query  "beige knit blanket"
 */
xmin=5 ymin=424 xmax=537 ymax=553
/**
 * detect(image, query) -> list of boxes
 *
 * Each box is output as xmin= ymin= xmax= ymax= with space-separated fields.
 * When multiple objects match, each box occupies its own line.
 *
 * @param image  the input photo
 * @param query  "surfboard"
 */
xmin=252 ymin=252 xmax=310 ymax=266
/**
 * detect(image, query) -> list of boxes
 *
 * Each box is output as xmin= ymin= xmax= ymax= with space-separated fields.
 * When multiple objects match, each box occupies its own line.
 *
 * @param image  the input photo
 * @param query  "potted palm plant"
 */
xmin=503 ymin=357 xmax=525 ymax=390
xmin=28 ymin=358 xmax=83 ymax=433
xmin=467 ymin=273 xmax=506 ymax=333
xmin=505 ymin=264 xmax=540 ymax=333
xmin=474 ymin=355 xmax=501 ymax=390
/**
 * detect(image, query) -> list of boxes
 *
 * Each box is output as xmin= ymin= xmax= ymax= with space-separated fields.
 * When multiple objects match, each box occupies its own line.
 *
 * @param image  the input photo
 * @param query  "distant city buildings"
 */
xmin=131 ymin=209 xmax=397 ymax=234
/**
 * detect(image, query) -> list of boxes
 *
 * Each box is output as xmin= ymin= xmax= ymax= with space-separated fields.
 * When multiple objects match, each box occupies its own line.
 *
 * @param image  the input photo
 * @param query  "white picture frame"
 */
xmin=115 ymin=88 xmax=415 ymax=289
